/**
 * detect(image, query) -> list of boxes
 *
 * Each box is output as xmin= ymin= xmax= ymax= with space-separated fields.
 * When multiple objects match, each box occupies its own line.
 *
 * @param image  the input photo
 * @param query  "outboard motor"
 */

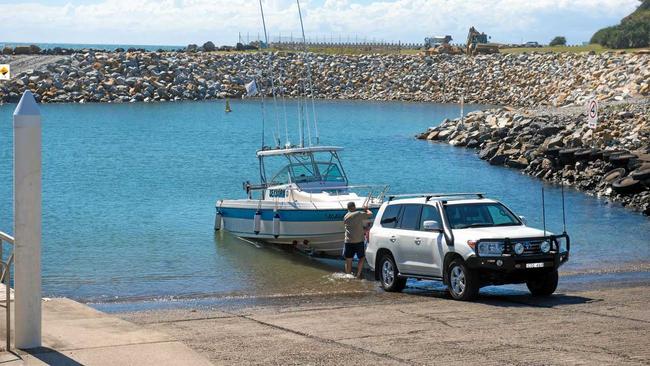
xmin=272 ymin=211 xmax=281 ymax=238
xmin=253 ymin=210 xmax=262 ymax=234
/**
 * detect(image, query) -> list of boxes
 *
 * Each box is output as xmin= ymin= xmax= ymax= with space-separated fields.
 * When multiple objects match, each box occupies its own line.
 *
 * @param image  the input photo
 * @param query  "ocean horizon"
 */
xmin=0 ymin=41 xmax=184 ymax=52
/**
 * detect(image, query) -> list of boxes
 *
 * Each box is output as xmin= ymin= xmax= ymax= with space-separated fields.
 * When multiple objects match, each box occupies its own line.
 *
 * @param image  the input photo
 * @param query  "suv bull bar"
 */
xmin=467 ymin=233 xmax=570 ymax=272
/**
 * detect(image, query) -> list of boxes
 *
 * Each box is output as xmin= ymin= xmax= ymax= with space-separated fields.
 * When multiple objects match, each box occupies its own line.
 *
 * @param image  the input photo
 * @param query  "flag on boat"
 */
xmin=245 ymin=80 xmax=258 ymax=96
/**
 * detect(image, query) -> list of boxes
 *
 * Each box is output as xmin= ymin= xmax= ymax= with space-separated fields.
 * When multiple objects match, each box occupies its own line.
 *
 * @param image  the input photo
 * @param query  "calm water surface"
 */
xmin=0 ymin=99 xmax=648 ymax=307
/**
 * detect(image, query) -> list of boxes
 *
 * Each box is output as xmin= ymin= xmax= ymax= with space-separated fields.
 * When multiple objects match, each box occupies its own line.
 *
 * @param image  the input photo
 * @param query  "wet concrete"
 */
xmin=121 ymin=281 xmax=650 ymax=365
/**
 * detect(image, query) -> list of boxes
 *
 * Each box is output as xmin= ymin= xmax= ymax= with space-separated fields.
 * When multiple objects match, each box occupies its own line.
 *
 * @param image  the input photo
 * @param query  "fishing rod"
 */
xmin=296 ymin=0 xmax=320 ymax=145
xmin=258 ymin=0 xmax=282 ymax=147
xmin=258 ymin=77 xmax=266 ymax=149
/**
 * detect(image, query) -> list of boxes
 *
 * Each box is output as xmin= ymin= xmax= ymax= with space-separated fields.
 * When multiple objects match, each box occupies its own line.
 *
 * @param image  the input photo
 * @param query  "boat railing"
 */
xmin=0 ymin=231 xmax=14 ymax=352
xmin=285 ymin=184 xmax=390 ymax=204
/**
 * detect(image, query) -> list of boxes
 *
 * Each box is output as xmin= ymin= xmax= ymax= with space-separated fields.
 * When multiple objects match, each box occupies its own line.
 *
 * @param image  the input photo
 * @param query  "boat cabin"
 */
xmin=256 ymin=146 xmax=349 ymax=192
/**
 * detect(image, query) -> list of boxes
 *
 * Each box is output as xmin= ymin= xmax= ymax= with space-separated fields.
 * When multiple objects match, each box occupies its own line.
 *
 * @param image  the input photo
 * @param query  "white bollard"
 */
xmin=13 ymin=90 xmax=42 ymax=349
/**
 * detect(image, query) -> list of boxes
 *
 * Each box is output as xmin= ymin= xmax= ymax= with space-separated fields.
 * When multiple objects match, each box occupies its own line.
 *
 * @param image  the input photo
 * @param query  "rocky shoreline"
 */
xmin=417 ymin=102 xmax=650 ymax=215
xmin=0 ymin=50 xmax=648 ymax=105
xmin=3 ymin=50 xmax=649 ymax=215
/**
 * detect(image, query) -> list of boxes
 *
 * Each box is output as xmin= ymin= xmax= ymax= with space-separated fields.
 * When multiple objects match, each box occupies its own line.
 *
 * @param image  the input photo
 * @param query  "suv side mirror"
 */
xmin=519 ymin=215 xmax=527 ymax=225
xmin=422 ymin=220 xmax=442 ymax=232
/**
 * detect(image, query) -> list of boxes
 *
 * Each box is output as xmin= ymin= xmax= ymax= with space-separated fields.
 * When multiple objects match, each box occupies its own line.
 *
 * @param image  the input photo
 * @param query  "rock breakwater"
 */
xmin=1 ymin=51 xmax=648 ymax=105
xmin=418 ymin=103 xmax=650 ymax=215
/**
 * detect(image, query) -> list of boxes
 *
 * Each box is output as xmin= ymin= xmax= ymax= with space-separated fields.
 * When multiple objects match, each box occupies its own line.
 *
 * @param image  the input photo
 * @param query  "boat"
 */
xmin=215 ymin=145 xmax=387 ymax=255
xmin=215 ymin=0 xmax=386 ymax=255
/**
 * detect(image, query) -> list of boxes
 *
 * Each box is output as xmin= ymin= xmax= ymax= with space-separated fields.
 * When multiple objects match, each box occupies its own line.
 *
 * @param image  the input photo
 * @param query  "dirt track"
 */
xmin=120 ymin=281 xmax=650 ymax=365
xmin=0 ymin=55 xmax=66 ymax=75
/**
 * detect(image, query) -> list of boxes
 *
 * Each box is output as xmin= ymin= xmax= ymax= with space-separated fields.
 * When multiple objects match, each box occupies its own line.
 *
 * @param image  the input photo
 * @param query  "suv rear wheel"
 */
xmin=447 ymin=259 xmax=479 ymax=301
xmin=526 ymin=270 xmax=558 ymax=296
xmin=378 ymin=254 xmax=406 ymax=292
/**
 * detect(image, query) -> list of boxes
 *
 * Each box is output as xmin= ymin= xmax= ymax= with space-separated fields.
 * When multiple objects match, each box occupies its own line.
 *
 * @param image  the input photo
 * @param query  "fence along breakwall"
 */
xmin=0 ymin=50 xmax=648 ymax=105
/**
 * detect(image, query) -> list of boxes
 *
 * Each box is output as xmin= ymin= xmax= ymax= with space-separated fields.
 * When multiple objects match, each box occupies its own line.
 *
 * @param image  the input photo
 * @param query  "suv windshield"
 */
xmin=444 ymin=203 xmax=521 ymax=229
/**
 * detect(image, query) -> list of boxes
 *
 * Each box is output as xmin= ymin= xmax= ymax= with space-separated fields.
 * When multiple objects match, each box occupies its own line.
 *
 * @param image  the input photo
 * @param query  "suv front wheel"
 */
xmin=526 ymin=270 xmax=559 ymax=296
xmin=447 ymin=259 xmax=479 ymax=301
xmin=378 ymin=254 xmax=406 ymax=292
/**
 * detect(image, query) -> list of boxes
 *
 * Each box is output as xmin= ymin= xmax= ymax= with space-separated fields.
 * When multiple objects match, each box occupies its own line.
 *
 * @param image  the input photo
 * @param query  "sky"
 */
xmin=0 ymin=0 xmax=642 ymax=46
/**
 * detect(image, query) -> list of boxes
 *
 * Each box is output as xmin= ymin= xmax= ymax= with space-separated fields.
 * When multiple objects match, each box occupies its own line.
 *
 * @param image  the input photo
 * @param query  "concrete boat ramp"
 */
xmin=0 ymin=286 xmax=212 ymax=366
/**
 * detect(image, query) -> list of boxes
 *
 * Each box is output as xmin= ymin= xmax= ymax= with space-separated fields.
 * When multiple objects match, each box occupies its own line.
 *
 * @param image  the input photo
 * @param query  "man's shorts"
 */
xmin=343 ymin=242 xmax=365 ymax=259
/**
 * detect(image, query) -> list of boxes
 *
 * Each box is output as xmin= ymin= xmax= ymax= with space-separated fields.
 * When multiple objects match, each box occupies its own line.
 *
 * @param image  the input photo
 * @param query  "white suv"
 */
xmin=366 ymin=193 xmax=570 ymax=301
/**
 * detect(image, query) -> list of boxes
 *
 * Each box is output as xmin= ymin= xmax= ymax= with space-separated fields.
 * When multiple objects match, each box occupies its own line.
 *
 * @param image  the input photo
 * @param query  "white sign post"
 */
xmin=0 ymin=64 xmax=10 ymax=80
xmin=460 ymin=95 xmax=464 ymax=121
xmin=586 ymin=99 xmax=598 ymax=129
xmin=13 ymin=90 xmax=42 ymax=349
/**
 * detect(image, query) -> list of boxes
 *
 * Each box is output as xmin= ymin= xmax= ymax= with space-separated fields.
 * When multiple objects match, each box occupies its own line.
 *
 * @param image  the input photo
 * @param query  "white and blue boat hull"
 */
xmin=216 ymin=200 xmax=379 ymax=255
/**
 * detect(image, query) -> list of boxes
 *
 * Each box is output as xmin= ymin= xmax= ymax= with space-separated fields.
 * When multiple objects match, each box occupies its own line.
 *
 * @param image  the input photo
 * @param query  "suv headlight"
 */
xmin=540 ymin=240 xmax=551 ymax=253
xmin=514 ymin=242 xmax=525 ymax=255
xmin=477 ymin=241 xmax=504 ymax=256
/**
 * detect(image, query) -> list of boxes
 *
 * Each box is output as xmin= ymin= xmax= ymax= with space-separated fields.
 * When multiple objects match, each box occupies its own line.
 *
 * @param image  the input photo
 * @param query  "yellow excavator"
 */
xmin=466 ymin=27 xmax=499 ymax=56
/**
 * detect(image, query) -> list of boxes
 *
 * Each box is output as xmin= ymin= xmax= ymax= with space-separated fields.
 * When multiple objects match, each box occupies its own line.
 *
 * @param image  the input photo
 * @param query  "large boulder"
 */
xmin=479 ymin=145 xmax=499 ymax=160
xmin=506 ymin=156 xmax=529 ymax=169
xmin=543 ymin=135 xmax=564 ymax=149
xmin=202 ymin=41 xmax=216 ymax=52
xmin=13 ymin=46 xmax=31 ymax=55
xmin=539 ymin=125 xmax=561 ymax=137
xmin=426 ymin=130 xmax=440 ymax=140
xmin=437 ymin=128 xmax=453 ymax=140
xmin=489 ymin=154 xmax=508 ymax=166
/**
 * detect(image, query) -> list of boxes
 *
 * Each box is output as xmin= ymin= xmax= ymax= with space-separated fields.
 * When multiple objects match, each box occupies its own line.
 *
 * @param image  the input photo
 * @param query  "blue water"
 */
xmin=0 ymin=99 xmax=648 ymax=306
xmin=0 ymin=42 xmax=183 ymax=52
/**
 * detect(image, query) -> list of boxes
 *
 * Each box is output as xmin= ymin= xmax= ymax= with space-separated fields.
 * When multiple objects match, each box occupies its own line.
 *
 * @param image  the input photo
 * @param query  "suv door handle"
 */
xmin=389 ymin=236 xmax=397 ymax=243
xmin=414 ymin=238 xmax=422 ymax=245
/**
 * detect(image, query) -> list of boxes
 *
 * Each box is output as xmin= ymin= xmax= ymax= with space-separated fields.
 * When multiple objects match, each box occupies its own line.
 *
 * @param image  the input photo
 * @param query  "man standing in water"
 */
xmin=343 ymin=202 xmax=372 ymax=278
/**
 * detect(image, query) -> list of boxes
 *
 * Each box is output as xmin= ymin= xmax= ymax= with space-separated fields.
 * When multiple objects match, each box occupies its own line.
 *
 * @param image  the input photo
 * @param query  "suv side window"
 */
xmin=380 ymin=204 xmax=402 ymax=228
xmin=419 ymin=204 xmax=441 ymax=230
xmin=398 ymin=204 xmax=422 ymax=230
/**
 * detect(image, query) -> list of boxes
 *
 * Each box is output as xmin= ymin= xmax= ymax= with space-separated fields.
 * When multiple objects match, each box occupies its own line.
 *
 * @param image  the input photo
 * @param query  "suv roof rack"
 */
xmin=387 ymin=192 xmax=485 ymax=202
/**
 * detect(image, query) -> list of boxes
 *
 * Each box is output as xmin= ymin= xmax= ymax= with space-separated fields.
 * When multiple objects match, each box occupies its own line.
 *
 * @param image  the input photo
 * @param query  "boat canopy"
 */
xmin=257 ymin=146 xmax=344 ymax=157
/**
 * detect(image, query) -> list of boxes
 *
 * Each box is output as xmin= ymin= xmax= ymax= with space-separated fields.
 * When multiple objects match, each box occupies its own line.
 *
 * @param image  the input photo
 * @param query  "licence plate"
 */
xmin=526 ymin=262 xmax=544 ymax=268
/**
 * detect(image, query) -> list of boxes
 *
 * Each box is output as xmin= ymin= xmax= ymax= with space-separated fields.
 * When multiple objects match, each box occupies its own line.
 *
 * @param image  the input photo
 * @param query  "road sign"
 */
xmin=0 ymin=64 xmax=10 ymax=80
xmin=586 ymin=99 xmax=598 ymax=129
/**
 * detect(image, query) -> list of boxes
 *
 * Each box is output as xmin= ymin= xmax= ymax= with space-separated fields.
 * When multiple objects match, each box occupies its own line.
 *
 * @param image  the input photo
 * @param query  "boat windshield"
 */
xmin=262 ymin=150 xmax=348 ymax=186
xmin=317 ymin=162 xmax=344 ymax=182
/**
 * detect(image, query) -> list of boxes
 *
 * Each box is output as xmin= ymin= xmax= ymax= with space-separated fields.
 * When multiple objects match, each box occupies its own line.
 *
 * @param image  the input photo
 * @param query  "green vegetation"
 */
xmin=590 ymin=0 xmax=650 ymax=48
xmin=549 ymin=36 xmax=567 ymax=46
